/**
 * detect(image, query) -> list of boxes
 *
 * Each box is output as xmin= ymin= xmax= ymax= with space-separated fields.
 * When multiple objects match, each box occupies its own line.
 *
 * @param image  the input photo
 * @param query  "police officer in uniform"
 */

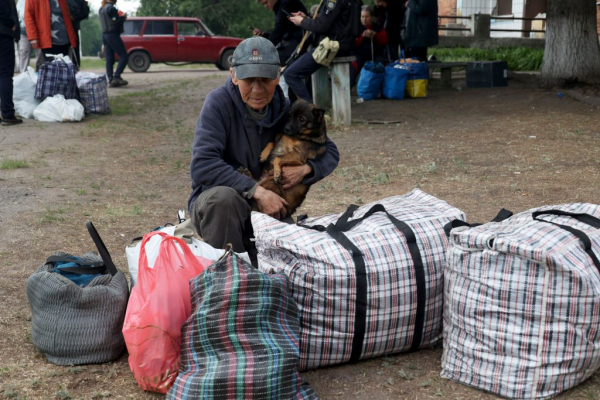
xmin=284 ymin=0 xmax=354 ymax=102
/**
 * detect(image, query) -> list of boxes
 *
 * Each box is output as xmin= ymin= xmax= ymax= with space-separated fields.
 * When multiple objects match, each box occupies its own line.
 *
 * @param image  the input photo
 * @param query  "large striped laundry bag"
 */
xmin=167 ymin=250 xmax=317 ymax=399
xmin=253 ymin=189 xmax=466 ymax=370
xmin=442 ymin=203 xmax=600 ymax=399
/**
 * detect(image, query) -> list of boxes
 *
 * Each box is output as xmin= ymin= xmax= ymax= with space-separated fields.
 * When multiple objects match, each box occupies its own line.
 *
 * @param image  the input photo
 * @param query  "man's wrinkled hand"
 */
xmin=253 ymin=186 xmax=289 ymax=220
xmin=279 ymin=164 xmax=312 ymax=189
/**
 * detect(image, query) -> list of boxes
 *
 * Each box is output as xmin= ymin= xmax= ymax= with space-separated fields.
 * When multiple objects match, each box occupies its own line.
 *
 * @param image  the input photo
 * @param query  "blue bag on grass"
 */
xmin=382 ymin=61 xmax=410 ymax=100
xmin=357 ymin=61 xmax=385 ymax=100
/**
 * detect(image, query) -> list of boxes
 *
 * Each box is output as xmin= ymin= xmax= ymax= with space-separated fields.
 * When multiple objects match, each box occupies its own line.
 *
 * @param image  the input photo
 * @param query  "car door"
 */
xmin=176 ymin=21 xmax=215 ymax=62
xmin=142 ymin=20 xmax=177 ymax=61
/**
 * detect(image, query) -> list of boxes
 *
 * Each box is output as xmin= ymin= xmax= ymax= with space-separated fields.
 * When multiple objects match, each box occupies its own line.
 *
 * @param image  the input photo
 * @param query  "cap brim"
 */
xmin=234 ymin=64 xmax=280 ymax=80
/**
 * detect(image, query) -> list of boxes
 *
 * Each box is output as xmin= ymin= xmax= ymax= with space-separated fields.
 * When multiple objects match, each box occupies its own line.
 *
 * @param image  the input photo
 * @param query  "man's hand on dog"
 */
xmin=279 ymin=165 xmax=312 ymax=189
xmin=254 ymin=186 xmax=289 ymax=219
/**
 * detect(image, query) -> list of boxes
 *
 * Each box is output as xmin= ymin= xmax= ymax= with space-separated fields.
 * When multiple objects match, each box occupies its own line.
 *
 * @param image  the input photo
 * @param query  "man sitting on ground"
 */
xmin=188 ymin=36 xmax=339 ymax=261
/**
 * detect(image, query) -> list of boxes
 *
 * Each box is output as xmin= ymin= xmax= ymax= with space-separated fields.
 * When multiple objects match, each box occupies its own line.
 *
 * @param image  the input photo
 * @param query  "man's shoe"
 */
xmin=114 ymin=77 xmax=129 ymax=86
xmin=109 ymin=79 xmax=122 ymax=88
xmin=1 ymin=118 xmax=23 ymax=126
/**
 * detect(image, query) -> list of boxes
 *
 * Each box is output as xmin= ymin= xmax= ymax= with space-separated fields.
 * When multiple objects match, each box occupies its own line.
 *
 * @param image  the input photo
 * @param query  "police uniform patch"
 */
xmin=326 ymin=0 xmax=336 ymax=11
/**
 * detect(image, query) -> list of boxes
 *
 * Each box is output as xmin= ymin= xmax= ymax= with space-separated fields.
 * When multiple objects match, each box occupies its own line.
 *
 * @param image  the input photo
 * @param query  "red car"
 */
xmin=121 ymin=17 xmax=243 ymax=72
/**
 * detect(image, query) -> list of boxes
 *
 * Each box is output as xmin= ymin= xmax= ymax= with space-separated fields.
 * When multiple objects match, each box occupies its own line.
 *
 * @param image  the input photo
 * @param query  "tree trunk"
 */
xmin=540 ymin=0 xmax=600 ymax=87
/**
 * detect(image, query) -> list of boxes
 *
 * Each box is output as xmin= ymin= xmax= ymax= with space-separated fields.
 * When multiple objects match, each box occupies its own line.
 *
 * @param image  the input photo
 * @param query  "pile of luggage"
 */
xmin=25 ymin=189 xmax=600 ymax=399
xmin=14 ymin=54 xmax=110 ymax=123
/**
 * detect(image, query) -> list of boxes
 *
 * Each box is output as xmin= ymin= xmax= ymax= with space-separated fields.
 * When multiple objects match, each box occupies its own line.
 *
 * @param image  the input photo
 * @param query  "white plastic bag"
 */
xmin=13 ymin=67 xmax=41 ymax=119
xmin=125 ymin=225 xmax=251 ymax=287
xmin=33 ymin=94 xmax=85 ymax=122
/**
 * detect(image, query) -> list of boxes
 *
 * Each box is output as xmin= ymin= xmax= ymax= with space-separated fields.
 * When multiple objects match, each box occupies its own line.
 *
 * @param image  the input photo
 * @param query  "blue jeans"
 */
xmin=103 ymin=32 xmax=128 ymax=80
xmin=0 ymin=35 xmax=16 ymax=119
xmin=283 ymin=51 xmax=321 ymax=103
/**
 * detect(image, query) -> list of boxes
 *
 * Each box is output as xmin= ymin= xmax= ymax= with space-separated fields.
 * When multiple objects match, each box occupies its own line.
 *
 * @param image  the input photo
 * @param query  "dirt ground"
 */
xmin=1 ymin=63 xmax=600 ymax=399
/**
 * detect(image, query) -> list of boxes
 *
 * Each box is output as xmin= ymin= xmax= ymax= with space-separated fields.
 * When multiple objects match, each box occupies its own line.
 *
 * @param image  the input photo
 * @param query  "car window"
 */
xmin=178 ymin=22 xmax=204 ymax=36
xmin=123 ymin=20 xmax=143 ymax=35
xmin=144 ymin=21 xmax=175 ymax=35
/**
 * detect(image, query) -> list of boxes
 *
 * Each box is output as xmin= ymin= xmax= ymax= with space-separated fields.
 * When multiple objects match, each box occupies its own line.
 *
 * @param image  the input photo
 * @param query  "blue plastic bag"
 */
xmin=357 ymin=61 xmax=385 ymax=100
xmin=382 ymin=61 xmax=410 ymax=100
xmin=51 ymin=255 xmax=106 ymax=287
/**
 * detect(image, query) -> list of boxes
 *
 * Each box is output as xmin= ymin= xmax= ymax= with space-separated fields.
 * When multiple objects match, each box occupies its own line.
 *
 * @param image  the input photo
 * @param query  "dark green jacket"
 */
xmin=402 ymin=0 xmax=438 ymax=49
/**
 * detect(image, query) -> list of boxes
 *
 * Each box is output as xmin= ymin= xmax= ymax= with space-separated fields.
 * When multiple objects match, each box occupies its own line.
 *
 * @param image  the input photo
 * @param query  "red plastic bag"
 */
xmin=122 ymin=231 xmax=212 ymax=393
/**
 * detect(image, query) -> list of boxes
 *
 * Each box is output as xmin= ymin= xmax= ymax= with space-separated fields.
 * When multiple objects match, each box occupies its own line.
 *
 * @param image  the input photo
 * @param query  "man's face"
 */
xmin=374 ymin=0 xmax=387 ymax=7
xmin=230 ymin=69 xmax=280 ymax=111
xmin=361 ymin=11 xmax=373 ymax=27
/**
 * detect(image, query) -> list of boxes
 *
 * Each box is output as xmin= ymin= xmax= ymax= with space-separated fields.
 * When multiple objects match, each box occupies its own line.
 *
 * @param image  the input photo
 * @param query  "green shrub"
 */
xmin=429 ymin=47 xmax=544 ymax=71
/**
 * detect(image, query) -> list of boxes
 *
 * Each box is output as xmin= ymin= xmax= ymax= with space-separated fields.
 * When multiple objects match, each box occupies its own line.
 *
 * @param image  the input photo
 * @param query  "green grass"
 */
xmin=429 ymin=47 xmax=544 ymax=71
xmin=80 ymin=57 xmax=106 ymax=70
xmin=0 ymin=159 xmax=30 ymax=169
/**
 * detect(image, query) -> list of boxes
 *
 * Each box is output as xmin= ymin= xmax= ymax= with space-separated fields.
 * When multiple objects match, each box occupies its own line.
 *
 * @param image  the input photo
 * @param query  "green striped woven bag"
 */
xmin=167 ymin=250 xmax=317 ymax=399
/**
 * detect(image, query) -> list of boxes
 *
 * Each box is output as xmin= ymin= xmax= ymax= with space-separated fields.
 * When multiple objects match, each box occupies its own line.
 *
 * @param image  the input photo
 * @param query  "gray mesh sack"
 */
xmin=26 ymin=222 xmax=129 ymax=365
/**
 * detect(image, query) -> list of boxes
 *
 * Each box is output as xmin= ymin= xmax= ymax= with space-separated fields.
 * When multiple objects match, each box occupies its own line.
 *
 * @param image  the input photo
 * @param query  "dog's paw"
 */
xmin=273 ymin=172 xmax=282 ymax=184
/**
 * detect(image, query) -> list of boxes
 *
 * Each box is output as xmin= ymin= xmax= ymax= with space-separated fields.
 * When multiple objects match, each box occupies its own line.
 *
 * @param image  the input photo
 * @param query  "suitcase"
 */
xmin=466 ymin=61 xmax=508 ymax=88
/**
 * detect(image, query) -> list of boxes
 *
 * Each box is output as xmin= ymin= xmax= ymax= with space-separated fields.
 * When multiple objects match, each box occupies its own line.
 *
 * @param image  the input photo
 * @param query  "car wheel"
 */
xmin=128 ymin=51 xmax=151 ymax=73
xmin=218 ymin=49 xmax=234 ymax=71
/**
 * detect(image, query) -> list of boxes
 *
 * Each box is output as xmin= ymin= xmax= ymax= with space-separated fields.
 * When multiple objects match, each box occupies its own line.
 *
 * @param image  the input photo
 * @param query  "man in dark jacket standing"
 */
xmin=188 ymin=36 xmax=339 ymax=259
xmin=0 ymin=0 xmax=23 ymax=126
xmin=284 ymin=0 xmax=355 ymax=102
xmin=99 ymin=0 xmax=128 ymax=87
xmin=402 ymin=0 xmax=438 ymax=60
xmin=254 ymin=0 xmax=307 ymax=97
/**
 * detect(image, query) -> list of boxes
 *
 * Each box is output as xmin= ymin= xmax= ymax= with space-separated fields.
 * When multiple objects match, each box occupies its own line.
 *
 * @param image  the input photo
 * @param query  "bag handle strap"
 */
xmin=86 ymin=221 xmax=118 ymax=276
xmin=46 ymin=255 xmax=107 ymax=275
xmin=532 ymin=210 xmax=600 ymax=273
xmin=305 ymin=203 xmax=426 ymax=360
xmin=443 ymin=208 xmax=513 ymax=237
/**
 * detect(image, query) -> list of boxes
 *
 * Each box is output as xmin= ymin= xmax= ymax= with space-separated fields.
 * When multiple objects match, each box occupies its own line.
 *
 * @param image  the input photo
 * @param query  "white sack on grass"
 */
xmin=33 ymin=95 xmax=85 ymax=122
xmin=13 ymin=67 xmax=41 ymax=119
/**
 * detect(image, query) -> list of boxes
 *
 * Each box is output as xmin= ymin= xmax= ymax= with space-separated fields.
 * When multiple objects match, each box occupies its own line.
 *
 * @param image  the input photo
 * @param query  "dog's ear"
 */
xmin=312 ymin=107 xmax=325 ymax=124
xmin=288 ymin=88 xmax=299 ymax=104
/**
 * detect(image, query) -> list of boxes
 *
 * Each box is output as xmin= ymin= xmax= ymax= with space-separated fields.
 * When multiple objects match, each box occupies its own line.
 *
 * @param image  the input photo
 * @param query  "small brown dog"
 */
xmin=258 ymin=99 xmax=328 ymax=216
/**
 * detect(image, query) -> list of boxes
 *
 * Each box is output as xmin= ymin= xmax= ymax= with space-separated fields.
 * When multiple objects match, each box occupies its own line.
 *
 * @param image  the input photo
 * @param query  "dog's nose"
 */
xmin=284 ymin=126 xmax=291 ymax=134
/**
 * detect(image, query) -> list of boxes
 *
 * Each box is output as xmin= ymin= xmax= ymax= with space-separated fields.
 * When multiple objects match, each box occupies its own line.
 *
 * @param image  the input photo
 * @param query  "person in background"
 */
xmin=253 ymin=0 xmax=307 ymax=98
xmin=0 ymin=0 xmax=23 ymax=126
xmin=376 ymin=0 xmax=404 ymax=61
xmin=351 ymin=5 xmax=388 ymax=87
xmin=99 ymin=0 xmax=128 ymax=87
xmin=25 ymin=0 xmax=78 ymax=58
xmin=284 ymin=0 xmax=355 ymax=102
xmin=67 ymin=0 xmax=90 ymax=67
xmin=402 ymin=0 xmax=438 ymax=60
xmin=188 ymin=37 xmax=339 ymax=263
xmin=16 ymin=0 xmax=44 ymax=72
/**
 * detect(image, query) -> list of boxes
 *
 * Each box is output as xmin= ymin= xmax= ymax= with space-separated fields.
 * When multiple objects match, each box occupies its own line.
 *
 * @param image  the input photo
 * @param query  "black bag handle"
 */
xmin=532 ymin=210 xmax=600 ymax=229
xmin=443 ymin=208 xmax=513 ymax=237
xmin=46 ymin=255 xmax=107 ymax=275
xmin=304 ymin=203 xmax=427 ymax=360
xmin=86 ymin=221 xmax=118 ymax=276
xmin=532 ymin=210 xmax=600 ymax=273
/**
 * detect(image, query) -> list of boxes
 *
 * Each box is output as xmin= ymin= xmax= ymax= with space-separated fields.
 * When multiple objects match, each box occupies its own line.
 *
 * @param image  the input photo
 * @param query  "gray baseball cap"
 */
xmin=232 ymin=36 xmax=280 ymax=80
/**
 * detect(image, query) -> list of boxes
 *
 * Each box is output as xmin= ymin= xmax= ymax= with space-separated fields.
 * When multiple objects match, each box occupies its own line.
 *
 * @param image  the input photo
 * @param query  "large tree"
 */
xmin=540 ymin=0 xmax=600 ymax=87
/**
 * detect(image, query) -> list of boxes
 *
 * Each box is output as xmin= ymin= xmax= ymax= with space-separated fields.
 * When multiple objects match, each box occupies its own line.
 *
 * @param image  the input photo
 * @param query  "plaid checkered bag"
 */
xmin=35 ymin=56 xmax=78 ymax=100
xmin=76 ymin=72 xmax=110 ymax=114
xmin=252 ymin=189 xmax=466 ymax=370
xmin=442 ymin=203 xmax=600 ymax=399
xmin=167 ymin=250 xmax=317 ymax=399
